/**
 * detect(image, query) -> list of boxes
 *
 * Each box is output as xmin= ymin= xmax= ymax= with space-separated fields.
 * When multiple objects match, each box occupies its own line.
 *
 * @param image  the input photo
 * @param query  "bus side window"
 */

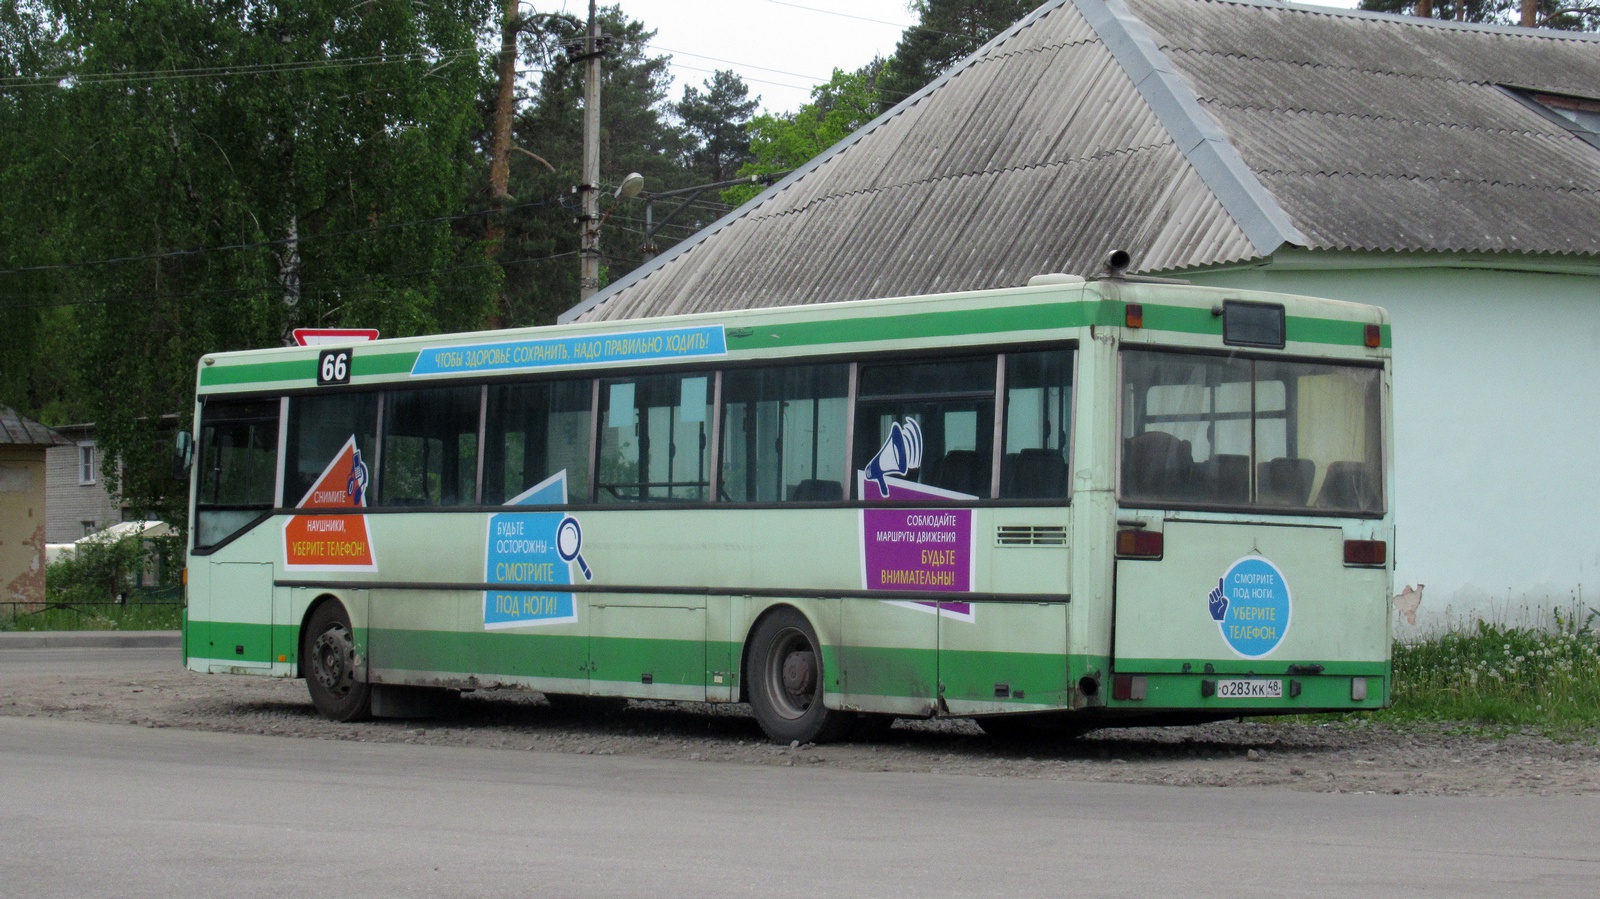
xmin=720 ymin=364 xmax=849 ymax=503
xmin=854 ymin=356 xmax=996 ymax=500
xmin=483 ymin=379 xmax=592 ymax=505
xmin=999 ymin=349 xmax=1072 ymax=500
xmin=284 ymin=392 xmax=379 ymax=508
xmin=376 ymin=386 xmax=481 ymax=507
xmin=598 ymin=372 xmax=713 ymax=502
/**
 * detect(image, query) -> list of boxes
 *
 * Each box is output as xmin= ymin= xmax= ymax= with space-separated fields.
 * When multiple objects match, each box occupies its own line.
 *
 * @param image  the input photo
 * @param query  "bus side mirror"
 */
xmin=173 ymin=431 xmax=194 ymax=480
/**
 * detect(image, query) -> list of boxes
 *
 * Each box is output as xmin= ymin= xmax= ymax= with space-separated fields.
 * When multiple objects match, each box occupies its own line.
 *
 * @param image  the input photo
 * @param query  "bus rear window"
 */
xmin=1120 ymin=350 xmax=1382 ymax=514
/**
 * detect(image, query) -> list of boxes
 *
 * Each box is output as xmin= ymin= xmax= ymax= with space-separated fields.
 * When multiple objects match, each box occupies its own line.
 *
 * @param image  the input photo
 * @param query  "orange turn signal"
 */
xmin=1116 ymin=528 xmax=1163 ymax=559
xmin=1344 ymin=539 xmax=1386 ymax=566
xmin=1126 ymin=303 xmax=1144 ymax=329
xmin=1364 ymin=324 xmax=1381 ymax=348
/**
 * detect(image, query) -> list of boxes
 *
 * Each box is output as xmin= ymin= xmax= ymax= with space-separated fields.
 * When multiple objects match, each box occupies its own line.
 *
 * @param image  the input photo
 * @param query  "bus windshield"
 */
xmin=1120 ymin=349 xmax=1383 ymax=514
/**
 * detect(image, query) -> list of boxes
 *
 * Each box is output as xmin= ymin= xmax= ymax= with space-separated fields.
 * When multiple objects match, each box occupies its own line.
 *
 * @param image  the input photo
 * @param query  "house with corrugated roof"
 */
xmin=565 ymin=0 xmax=1600 ymax=630
xmin=0 ymin=406 xmax=70 ymax=610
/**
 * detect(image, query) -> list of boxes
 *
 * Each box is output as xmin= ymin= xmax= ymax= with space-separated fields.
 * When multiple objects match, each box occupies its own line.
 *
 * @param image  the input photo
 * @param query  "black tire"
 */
xmin=745 ymin=608 xmax=851 ymax=744
xmin=304 ymin=602 xmax=371 ymax=722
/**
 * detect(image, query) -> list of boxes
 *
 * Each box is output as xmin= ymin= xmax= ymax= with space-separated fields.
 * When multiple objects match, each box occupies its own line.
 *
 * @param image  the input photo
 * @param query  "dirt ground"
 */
xmin=4 ymin=668 xmax=1598 ymax=796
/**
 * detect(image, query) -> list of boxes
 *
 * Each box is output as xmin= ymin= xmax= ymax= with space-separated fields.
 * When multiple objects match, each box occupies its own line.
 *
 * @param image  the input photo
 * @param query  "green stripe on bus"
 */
xmin=1114 ymin=658 xmax=1390 ymax=676
xmin=1141 ymin=305 xmax=1388 ymax=348
xmin=727 ymin=302 xmax=1111 ymax=351
xmin=186 ymin=620 xmax=279 ymax=664
xmin=199 ymin=350 xmax=419 ymax=388
xmin=200 ymin=360 xmax=312 ymax=387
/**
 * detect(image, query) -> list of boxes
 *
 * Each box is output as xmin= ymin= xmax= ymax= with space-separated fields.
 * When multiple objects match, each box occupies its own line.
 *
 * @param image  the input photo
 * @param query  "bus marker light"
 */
xmin=1112 ymin=674 xmax=1147 ymax=701
xmin=1125 ymin=303 xmax=1144 ymax=329
xmin=1343 ymin=539 xmax=1386 ymax=566
xmin=1351 ymin=677 xmax=1369 ymax=701
xmin=1116 ymin=528 xmax=1163 ymax=559
xmin=1364 ymin=324 xmax=1381 ymax=348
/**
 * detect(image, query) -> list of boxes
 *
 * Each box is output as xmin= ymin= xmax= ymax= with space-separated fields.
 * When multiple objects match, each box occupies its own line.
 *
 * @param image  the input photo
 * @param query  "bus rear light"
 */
xmin=1112 ymin=674 xmax=1147 ymax=701
xmin=1116 ymin=528 xmax=1163 ymax=559
xmin=1364 ymin=324 xmax=1381 ymax=348
xmin=1351 ymin=677 xmax=1369 ymax=702
xmin=1125 ymin=303 xmax=1144 ymax=329
xmin=1343 ymin=539 xmax=1387 ymax=566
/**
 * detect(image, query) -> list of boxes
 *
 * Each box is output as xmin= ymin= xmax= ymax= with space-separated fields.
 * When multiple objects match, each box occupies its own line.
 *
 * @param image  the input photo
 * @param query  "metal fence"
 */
xmin=0 ymin=586 xmax=183 ymax=630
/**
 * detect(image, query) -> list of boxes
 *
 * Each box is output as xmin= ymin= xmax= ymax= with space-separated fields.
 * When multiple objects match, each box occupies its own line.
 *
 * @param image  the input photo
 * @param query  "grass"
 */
xmin=0 ymin=593 xmax=183 ymax=633
xmin=1379 ymin=611 xmax=1600 ymax=736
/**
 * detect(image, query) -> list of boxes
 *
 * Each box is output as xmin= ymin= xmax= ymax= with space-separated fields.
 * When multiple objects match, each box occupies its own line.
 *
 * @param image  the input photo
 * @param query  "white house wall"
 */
xmin=1186 ymin=264 xmax=1600 ymax=633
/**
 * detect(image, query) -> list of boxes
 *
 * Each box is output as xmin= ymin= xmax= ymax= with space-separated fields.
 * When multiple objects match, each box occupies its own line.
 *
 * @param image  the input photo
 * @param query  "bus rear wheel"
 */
xmin=305 ymin=602 xmax=371 ymax=722
xmin=746 ymin=608 xmax=851 ymax=744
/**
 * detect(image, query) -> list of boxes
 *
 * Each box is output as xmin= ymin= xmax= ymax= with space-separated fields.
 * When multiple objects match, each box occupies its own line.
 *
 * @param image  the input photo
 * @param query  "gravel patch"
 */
xmin=5 ymin=669 xmax=1598 ymax=796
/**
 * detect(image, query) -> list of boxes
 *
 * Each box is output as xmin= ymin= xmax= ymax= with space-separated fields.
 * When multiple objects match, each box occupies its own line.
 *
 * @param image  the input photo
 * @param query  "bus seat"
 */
xmin=935 ymin=449 xmax=985 ymax=497
xmin=1257 ymin=457 xmax=1314 ymax=506
xmin=1315 ymin=461 xmax=1379 ymax=512
xmin=1123 ymin=430 xmax=1193 ymax=499
xmin=1209 ymin=453 xmax=1250 ymax=503
xmin=999 ymin=453 xmax=1021 ymax=497
xmin=789 ymin=479 xmax=843 ymax=502
xmin=1005 ymin=448 xmax=1067 ymax=499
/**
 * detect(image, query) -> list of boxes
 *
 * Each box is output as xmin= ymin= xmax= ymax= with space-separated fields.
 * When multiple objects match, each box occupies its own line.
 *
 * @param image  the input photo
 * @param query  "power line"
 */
xmin=0 ymin=249 xmax=584 ymax=312
xmin=762 ymin=0 xmax=913 ymax=31
xmin=0 ymin=48 xmax=479 ymax=90
xmin=0 ymin=195 xmax=576 ymax=277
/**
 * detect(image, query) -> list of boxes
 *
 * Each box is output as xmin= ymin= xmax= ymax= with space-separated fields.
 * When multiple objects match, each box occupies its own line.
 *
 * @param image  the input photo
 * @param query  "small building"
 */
xmin=564 ymin=0 xmax=1600 ymax=631
xmin=45 ymin=422 xmax=126 ymax=544
xmin=0 ymin=406 xmax=70 ymax=609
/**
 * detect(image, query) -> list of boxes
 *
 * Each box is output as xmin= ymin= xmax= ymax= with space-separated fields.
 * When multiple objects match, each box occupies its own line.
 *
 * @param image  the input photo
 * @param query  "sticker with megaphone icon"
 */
xmin=863 ymin=418 xmax=924 ymax=498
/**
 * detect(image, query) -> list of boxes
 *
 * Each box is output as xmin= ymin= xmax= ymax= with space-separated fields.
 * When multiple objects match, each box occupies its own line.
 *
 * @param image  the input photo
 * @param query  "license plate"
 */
xmin=1215 ymin=678 xmax=1283 ymax=699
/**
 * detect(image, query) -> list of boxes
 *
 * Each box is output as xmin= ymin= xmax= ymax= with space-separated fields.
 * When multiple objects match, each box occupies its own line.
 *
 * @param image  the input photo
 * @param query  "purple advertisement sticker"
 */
xmin=861 ymin=508 xmax=975 ymax=620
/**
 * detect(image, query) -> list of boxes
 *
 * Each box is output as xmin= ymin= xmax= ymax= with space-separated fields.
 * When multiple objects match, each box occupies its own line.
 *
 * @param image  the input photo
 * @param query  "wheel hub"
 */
xmin=781 ymin=650 xmax=816 ymax=697
xmin=313 ymin=628 xmax=352 ymax=694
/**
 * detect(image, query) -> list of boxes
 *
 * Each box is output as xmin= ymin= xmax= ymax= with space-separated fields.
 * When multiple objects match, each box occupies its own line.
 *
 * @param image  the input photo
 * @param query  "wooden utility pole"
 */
xmin=575 ymin=0 xmax=606 ymax=302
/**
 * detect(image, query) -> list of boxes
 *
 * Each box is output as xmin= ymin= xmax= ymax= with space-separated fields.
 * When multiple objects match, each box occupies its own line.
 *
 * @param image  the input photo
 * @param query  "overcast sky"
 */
xmin=562 ymin=0 xmax=1364 ymax=116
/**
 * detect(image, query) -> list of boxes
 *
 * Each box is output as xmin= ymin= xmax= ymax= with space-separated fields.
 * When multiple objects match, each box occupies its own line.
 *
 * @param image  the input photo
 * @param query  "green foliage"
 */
xmin=44 ymin=533 xmax=178 ymax=606
xmin=2 ymin=0 xmax=499 ymax=524
xmin=877 ymin=0 xmax=1033 ymax=112
xmin=725 ymin=62 xmax=885 ymax=207
xmin=1386 ymin=614 xmax=1600 ymax=734
xmin=675 ymin=69 xmax=759 ymax=182
xmin=1357 ymin=0 xmax=1600 ymax=31
xmin=496 ymin=5 xmax=690 ymax=326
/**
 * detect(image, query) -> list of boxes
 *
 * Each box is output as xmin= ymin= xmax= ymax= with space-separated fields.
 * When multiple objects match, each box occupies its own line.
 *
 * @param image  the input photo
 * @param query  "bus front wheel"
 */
xmin=305 ymin=602 xmax=371 ymax=722
xmin=746 ymin=608 xmax=850 ymax=744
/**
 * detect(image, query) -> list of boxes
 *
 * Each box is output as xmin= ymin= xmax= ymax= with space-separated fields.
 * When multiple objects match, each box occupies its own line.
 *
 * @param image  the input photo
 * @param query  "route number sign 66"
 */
xmin=318 ymin=348 xmax=353 ymax=386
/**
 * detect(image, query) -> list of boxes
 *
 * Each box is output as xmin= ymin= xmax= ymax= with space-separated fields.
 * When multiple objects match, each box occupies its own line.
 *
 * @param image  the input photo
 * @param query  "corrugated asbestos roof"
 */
xmin=0 ymin=407 xmax=69 ymax=447
xmin=1133 ymin=0 xmax=1600 ymax=255
xmin=568 ymin=0 xmax=1600 ymax=322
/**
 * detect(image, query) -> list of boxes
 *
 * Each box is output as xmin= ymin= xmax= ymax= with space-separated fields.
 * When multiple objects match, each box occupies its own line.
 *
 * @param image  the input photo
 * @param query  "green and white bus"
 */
xmin=183 ymin=270 xmax=1393 ymax=743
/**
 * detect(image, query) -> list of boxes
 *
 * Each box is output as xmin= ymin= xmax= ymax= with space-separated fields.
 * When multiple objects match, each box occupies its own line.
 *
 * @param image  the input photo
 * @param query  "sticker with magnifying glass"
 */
xmin=556 ymin=515 xmax=592 ymax=580
xmin=483 ymin=511 xmax=583 ymax=628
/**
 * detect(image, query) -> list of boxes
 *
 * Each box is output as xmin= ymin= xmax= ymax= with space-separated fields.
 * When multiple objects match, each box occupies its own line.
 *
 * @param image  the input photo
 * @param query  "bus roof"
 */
xmin=195 ymin=278 xmax=1389 ymax=395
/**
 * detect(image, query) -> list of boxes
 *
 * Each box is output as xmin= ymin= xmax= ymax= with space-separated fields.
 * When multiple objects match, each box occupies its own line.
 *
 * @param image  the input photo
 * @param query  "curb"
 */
xmin=0 ymin=630 xmax=181 ymax=650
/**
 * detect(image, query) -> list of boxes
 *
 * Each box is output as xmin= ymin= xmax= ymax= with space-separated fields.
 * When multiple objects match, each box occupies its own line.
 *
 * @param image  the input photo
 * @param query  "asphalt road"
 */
xmin=3 ymin=709 xmax=1599 ymax=898
xmin=4 ymin=641 xmax=1599 ymax=896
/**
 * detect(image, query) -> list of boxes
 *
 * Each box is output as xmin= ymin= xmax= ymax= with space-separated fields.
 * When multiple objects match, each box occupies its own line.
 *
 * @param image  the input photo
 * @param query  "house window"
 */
xmin=1506 ymin=87 xmax=1600 ymax=150
xmin=78 ymin=443 xmax=96 ymax=485
xmin=81 ymin=520 xmax=97 ymax=537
